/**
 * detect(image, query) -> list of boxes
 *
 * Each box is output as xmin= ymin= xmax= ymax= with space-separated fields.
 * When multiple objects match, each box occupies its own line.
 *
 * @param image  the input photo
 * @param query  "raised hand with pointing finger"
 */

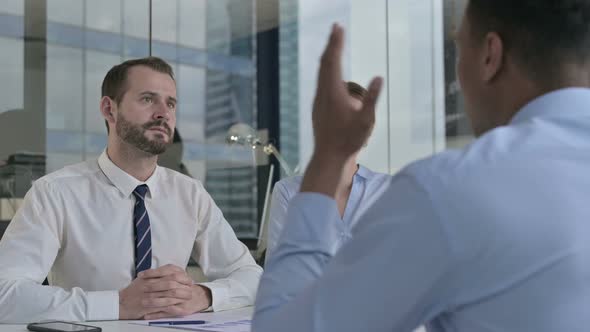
xmin=302 ymin=24 xmax=383 ymax=197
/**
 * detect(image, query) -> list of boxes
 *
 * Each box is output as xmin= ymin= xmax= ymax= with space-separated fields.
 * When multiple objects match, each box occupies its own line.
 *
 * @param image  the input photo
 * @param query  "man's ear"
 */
xmin=481 ymin=31 xmax=504 ymax=82
xmin=100 ymin=96 xmax=116 ymax=122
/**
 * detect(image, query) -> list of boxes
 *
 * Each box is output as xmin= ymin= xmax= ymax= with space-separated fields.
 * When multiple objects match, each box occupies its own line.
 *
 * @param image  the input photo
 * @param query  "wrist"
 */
xmin=118 ymin=290 xmax=128 ymax=319
xmin=193 ymin=285 xmax=213 ymax=311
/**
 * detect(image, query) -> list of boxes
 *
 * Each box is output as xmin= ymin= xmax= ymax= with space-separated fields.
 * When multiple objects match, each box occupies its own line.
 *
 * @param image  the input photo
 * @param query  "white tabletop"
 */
xmin=0 ymin=320 xmax=172 ymax=332
xmin=0 ymin=310 xmax=427 ymax=332
xmin=0 ymin=307 xmax=254 ymax=332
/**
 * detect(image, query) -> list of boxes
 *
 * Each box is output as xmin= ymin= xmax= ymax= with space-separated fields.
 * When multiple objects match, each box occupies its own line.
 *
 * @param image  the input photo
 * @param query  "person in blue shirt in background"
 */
xmin=253 ymin=0 xmax=590 ymax=331
xmin=264 ymin=81 xmax=390 ymax=265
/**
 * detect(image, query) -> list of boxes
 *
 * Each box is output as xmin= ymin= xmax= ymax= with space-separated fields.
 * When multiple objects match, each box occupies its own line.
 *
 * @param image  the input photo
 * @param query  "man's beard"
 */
xmin=116 ymin=113 xmax=173 ymax=155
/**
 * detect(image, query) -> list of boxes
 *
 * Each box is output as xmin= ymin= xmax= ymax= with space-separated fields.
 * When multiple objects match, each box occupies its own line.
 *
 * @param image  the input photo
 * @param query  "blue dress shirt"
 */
xmin=265 ymin=165 xmax=391 ymax=264
xmin=253 ymin=88 xmax=590 ymax=332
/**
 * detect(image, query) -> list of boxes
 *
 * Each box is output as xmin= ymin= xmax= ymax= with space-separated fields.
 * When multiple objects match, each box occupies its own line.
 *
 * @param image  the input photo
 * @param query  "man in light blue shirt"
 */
xmin=264 ymin=82 xmax=390 ymax=264
xmin=253 ymin=1 xmax=590 ymax=331
xmin=265 ymin=165 xmax=390 ymax=264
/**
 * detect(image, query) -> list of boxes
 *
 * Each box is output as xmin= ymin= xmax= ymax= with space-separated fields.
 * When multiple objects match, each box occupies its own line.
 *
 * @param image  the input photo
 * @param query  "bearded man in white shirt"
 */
xmin=0 ymin=57 xmax=262 ymax=323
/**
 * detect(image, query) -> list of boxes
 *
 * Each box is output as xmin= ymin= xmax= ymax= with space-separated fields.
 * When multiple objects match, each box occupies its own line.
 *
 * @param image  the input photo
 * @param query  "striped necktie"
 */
xmin=133 ymin=184 xmax=152 ymax=276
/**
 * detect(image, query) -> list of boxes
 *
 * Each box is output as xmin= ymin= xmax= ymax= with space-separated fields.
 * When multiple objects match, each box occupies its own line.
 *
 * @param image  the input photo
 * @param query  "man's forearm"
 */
xmin=198 ymin=264 xmax=262 ymax=312
xmin=0 ymin=279 xmax=118 ymax=323
xmin=253 ymin=193 xmax=343 ymax=331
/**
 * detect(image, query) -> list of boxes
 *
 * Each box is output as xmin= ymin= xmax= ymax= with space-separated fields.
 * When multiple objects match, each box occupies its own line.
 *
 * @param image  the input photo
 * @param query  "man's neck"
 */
xmin=334 ymin=158 xmax=359 ymax=218
xmin=503 ymin=63 xmax=590 ymax=125
xmin=107 ymin=138 xmax=158 ymax=182
xmin=337 ymin=160 xmax=358 ymax=193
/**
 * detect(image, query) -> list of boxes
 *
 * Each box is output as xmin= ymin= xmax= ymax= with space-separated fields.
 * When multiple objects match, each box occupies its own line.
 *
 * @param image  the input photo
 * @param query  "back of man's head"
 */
xmin=467 ymin=0 xmax=590 ymax=83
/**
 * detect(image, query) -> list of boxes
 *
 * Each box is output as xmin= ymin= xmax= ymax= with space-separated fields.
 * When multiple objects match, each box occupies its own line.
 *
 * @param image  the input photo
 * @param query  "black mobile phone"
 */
xmin=27 ymin=321 xmax=101 ymax=332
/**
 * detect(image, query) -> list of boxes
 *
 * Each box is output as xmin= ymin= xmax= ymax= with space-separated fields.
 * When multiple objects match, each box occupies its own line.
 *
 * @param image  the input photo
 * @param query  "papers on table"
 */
xmin=173 ymin=319 xmax=250 ymax=332
xmin=129 ymin=306 xmax=253 ymax=332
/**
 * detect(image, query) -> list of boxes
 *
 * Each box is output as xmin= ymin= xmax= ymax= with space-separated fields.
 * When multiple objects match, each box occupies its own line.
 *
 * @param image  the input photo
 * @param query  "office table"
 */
xmin=0 ymin=321 xmax=426 ymax=332
xmin=0 ymin=320 xmax=176 ymax=332
xmin=0 ymin=307 xmax=254 ymax=332
xmin=0 ymin=318 xmax=255 ymax=332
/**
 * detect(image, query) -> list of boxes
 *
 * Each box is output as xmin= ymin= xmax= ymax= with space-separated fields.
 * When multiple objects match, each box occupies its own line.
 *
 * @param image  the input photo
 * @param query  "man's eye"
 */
xmin=167 ymin=102 xmax=176 ymax=110
xmin=143 ymin=96 xmax=153 ymax=103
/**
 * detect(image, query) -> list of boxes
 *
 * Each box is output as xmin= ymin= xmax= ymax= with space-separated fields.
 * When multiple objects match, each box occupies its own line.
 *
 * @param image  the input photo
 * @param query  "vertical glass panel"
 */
xmin=177 ymin=65 xmax=206 ymax=142
xmin=385 ymin=0 xmax=443 ymax=172
xmin=84 ymin=51 xmax=122 ymax=135
xmin=0 ymin=36 xmax=24 ymax=174
xmin=46 ymin=43 xmax=84 ymax=173
xmin=278 ymin=0 xmax=299 ymax=175
xmin=123 ymin=0 xmax=149 ymax=39
xmin=85 ymin=0 xmax=121 ymax=33
xmin=174 ymin=65 xmax=206 ymax=180
xmin=288 ymin=0 xmax=445 ymax=175
xmin=122 ymin=0 xmax=149 ymax=60
xmin=0 ymin=4 xmax=38 ymax=222
xmin=47 ymin=0 xmax=83 ymax=26
xmin=444 ymin=0 xmax=472 ymax=148
xmin=203 ymin=0 xmax=257 ymax=238
xmin=82 ymin=0 xmax=149 ymax=161
xmin=151 ymin=0 xmax=178 ymax=63
xmin=152 ymin=0 xmax=178 ymax=44
xmin=0 ymin=37 xmax=24 ymax=117
xmin=47 ymin=45 xmax=83 ymax=132
xmin=179 ymin=0 xmax=206 ymax=49
xmin=350 ymin=0 xmax=389 ymax=173
xmin=0 ymin=0 xmax=23 ymax=15
xmin=149 ymin=0 xmax=258 ymax=237
xmin=291 ymin=0 xmax=352 ymax=170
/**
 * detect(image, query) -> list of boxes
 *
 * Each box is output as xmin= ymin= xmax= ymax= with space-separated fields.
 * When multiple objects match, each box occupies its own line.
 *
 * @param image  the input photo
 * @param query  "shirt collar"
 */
xmin=98 ymin=150 xmax=160 ymax=199
xmin=354 ymin=164 xmax=376 ymax=181
xmin=511 ymin=87 xmax=590 ymax=125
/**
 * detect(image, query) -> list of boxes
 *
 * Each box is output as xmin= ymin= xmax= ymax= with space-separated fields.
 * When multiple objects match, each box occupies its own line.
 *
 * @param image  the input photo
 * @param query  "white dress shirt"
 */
xmin=0 ymin=151 xmax=262 ymax=323
xmin=254 ymin=88 xmax=590 ymax=331
xmin=265 ymin=165 xmax=391 ymax=264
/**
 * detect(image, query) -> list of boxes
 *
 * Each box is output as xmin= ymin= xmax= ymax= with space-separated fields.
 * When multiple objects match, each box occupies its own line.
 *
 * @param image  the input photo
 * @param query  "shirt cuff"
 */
xmin=86 ymin=290 xmax=119 ymax=321
xmin=196 ymin=282 xmax=227 ymax=312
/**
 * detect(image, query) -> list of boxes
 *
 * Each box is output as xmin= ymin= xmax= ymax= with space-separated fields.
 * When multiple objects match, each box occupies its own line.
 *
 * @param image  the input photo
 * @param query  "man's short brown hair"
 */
xmin=102 ymin=56 xmax=175 ymax=105
xmin=346 ymin=81 xmax=368 ymax=101
xmin=102 ymin=57 xmax=175 ymax=132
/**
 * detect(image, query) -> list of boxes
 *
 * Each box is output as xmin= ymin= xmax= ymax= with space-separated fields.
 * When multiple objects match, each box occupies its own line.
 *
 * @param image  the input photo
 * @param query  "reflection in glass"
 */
xmin=226 ymin=123 xmax=294 ymax=176
xmin=47 ymin=45 xmax=83 ymax=131
xmin=85 ymin=0 xmax=121 ymax=33
xmin=47 ymin=0 xmax=82 ymax=26
xmin=202 ymin=0 xmax=257 ymax=238
xmin=444 ymin=0 xmax=472 ymax=148
xmin=0 ymin=0 xmax=279 ymax=240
